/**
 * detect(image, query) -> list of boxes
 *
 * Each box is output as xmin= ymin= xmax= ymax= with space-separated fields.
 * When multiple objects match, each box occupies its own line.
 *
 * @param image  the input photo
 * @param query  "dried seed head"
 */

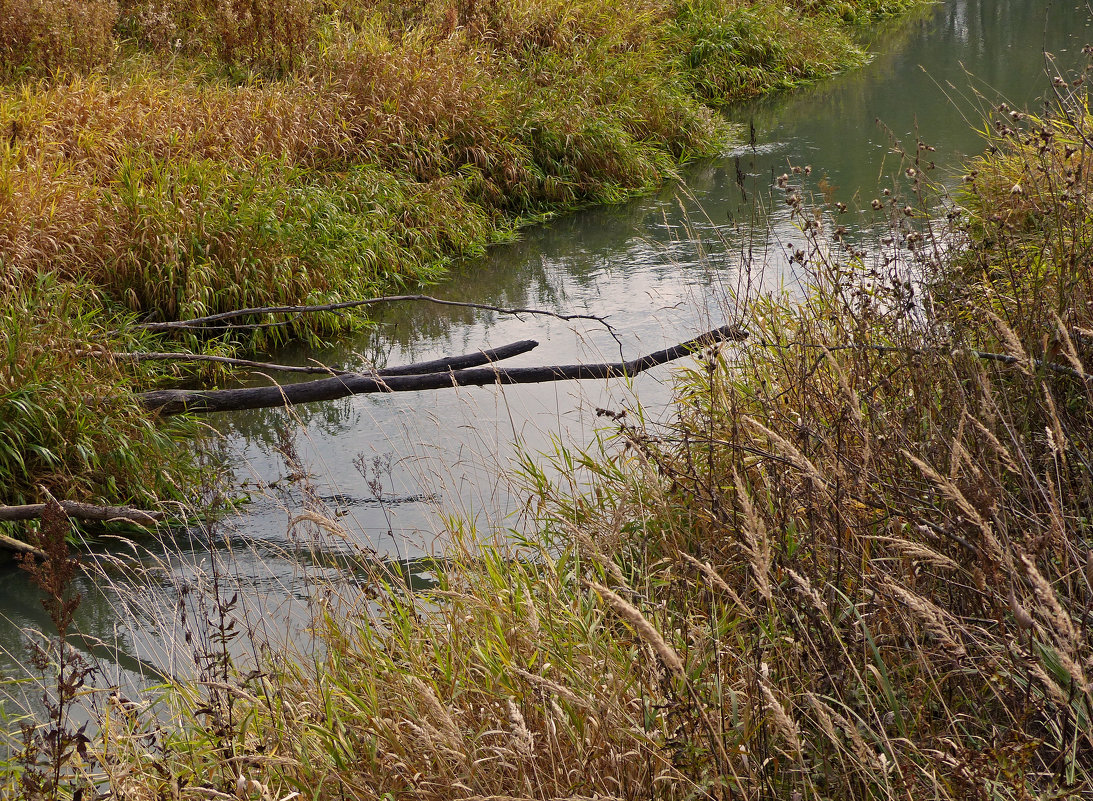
xmin=761 ymin=682 xmax=802 ymax=756
xmin=678 ymin=551 xmax=745 ymax=607
xmin=506 ymin=698 xmax=535 ymax=757
xmin=588 ymin=582 xmax=683 ymax=675
xmin=1009 ymin=587 xmax=1034 ymax=631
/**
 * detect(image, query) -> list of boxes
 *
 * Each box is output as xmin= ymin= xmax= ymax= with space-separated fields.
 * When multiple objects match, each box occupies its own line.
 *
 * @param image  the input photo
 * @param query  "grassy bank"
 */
xmin=0 ymin=0 xmax=919 ymax=512
xmin=33 ymin=67 xmax=1093 ymax=799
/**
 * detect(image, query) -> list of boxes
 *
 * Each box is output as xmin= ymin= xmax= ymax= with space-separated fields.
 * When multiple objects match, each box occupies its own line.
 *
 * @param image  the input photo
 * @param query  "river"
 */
xmin=0 ymin=0 xmax=1088 ymax=691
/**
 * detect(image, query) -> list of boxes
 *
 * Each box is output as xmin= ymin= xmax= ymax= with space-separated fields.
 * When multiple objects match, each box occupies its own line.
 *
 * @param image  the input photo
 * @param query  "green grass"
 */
xmin=0 ymin=273 xmax=203 ymax=509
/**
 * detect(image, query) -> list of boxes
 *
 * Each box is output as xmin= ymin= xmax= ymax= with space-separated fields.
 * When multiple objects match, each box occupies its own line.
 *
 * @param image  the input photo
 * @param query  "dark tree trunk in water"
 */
xmin=137 ymin=325 xmax=747 ymax=416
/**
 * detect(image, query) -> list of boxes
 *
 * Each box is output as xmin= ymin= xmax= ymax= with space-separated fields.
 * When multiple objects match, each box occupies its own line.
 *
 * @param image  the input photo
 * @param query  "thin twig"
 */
xmin=124 ymin=294 xmax=624 ymax=350
xmin=80 ymin=350 xmax=352 ymax=376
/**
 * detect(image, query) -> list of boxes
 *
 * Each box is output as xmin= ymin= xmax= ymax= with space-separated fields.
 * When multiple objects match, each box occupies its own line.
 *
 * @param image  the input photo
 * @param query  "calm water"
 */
xmin=1 ymin=0 xmax=1090 ymax=687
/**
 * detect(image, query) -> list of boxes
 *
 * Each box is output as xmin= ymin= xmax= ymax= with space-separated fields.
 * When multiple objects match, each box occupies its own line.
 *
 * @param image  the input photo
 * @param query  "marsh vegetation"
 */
xmin=0 ymin=0 xmax=918 ymax=517
xmin=7 ymin=1 xmax=1093 ymax=799
xmin=12 ymin=72 xmax=1093 ymax=798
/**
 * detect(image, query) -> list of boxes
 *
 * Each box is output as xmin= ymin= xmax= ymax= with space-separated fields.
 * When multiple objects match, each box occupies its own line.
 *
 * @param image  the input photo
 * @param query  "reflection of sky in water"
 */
xmin=3 ymin=0 xmax=1090 ymax=688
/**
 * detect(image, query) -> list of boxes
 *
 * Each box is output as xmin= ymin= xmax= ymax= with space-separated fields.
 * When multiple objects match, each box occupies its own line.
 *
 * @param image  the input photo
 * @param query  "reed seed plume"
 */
xmin=586 ymin=581 xmax=683 ymax=676
xmin=731 ymin=467 xmax=772 ymax=602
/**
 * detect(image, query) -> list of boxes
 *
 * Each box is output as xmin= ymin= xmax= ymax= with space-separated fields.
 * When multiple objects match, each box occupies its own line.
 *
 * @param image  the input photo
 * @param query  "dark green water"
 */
xmin=1 ymin=0 xmax=1090 ymax=689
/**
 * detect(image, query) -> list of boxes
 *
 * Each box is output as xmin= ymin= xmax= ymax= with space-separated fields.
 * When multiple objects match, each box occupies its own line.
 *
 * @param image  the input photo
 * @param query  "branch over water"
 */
xmin=137 ymin=325 xmax=748 ymax=415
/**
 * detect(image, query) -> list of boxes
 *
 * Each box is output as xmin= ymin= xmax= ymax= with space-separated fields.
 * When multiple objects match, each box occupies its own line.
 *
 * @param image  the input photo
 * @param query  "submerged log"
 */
xmin=138 ymin=325 xmax=747 ymax=415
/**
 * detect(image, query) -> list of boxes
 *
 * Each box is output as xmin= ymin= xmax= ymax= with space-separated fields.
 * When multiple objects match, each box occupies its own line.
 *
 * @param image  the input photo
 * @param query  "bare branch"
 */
xmin=126 ymin=294 xmax=622 ymax=346
xmin=82 ymin=350 xmax=351 ymax=376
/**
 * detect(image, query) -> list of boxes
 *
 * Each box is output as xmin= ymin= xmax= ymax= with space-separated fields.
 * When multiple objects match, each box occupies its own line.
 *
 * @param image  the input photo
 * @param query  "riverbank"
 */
xmin=15 ymin=58 xmax=1091 ymax=798
xmin=0 ymin=0 xmax=921 ymax=513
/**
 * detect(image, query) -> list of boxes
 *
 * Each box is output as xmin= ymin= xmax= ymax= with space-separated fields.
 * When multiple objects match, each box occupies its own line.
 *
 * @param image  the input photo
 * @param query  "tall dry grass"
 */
xmin=0 ymin=0 xmax=117 ymax=80
xmin=0 ymin=0 xmax=916 ymax=330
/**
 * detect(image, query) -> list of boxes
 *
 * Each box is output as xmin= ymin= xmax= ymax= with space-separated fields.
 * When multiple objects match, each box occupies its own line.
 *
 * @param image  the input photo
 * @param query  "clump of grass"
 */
xmin=791 ymin=0 xmax=922 ymax=24
xmin=951 ymin=87 xmax=1093 ymax=352
xmin=89 ymin=527 xmax=721 ymax=799
xmin=117 ymin=0 xmax=321 ymax=75
xmin=675 ymin=0 xmax=865 ymax=104
xmin=0 ymin=273 xmax=202 ymax=508
xmin=0 ymin=0 xmax=117 ymax=80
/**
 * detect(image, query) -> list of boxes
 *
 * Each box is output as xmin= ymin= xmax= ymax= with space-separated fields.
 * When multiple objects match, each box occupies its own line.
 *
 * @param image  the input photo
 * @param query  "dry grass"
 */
xmin=0 ymin=0 xmax=912 ymax=330
xmin=0 ymin=0 xmax=117 ymax=80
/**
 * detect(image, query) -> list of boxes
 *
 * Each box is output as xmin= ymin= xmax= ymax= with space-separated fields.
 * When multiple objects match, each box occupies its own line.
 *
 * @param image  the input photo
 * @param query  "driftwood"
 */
xmin=0 ymin=501 xmax=162 ymax=553
xmin=373 ymin=340 xmax=539 ymax=375
xmin=0 ymin=501 xmax=164 ymax=526
xmin=138 ymin=325 xmax=747 ymax=415
xmin=0 ymin=533 xmax=46 ymax=558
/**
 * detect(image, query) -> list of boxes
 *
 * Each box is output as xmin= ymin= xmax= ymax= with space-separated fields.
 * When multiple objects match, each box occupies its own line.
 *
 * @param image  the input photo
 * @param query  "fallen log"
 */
xmin=0 ymin=501 xmax=164 ymax=525
xmin=137 ymin=325 xmax=746 ymax=415
xmin=371 ymin=339 xmax=539 ymax=376
xmin=0 ymin=533 xmax=46 ymax=558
